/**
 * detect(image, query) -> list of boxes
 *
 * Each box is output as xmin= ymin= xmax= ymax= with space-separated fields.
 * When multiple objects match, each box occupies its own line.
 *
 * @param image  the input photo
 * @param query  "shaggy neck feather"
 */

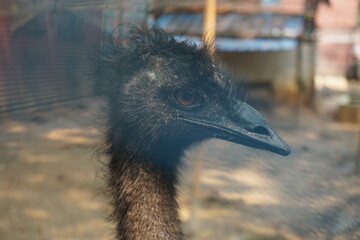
xmin=108 ymin=143 xmax=184 ymax=240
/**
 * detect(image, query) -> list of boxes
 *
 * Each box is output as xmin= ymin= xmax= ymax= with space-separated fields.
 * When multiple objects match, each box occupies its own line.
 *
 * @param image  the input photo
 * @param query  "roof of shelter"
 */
xmin=156 ymin=12 xmax=304 ymax=39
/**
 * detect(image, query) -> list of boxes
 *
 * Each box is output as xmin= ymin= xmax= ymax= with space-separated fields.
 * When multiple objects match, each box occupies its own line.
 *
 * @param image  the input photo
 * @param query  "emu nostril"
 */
xmin=252 ymin=126 xmax=271 ymax=136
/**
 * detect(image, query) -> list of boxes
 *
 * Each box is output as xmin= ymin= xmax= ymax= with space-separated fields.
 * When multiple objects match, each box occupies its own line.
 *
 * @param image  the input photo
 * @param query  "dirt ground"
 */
xmin=0 ymin=98 xmax=359 ymax=240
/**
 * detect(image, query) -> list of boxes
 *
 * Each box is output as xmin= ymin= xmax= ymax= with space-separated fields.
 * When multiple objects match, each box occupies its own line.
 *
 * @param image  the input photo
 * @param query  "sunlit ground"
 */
xmin=315 ymin=74 xmax=349 ymax=92
xmin=0 ymin=96 xmax=359 ymax=240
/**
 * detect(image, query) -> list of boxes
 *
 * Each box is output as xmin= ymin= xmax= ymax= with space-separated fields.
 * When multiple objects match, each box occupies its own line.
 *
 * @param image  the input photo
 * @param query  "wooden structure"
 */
xmin=152 ymin=0 xmax=333 ymax=105
xmin=154 ymin=10 xmax=304 ymax=104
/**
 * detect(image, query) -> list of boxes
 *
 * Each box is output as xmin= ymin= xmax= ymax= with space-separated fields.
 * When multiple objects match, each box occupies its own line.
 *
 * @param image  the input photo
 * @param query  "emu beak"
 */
xmin=181 ymin=103 xmax=291 ymax=156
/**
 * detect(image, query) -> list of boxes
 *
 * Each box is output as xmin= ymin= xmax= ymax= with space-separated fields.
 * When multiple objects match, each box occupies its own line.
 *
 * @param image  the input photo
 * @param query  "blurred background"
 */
xmin=0 ymin=0 xmax=359 ymax=239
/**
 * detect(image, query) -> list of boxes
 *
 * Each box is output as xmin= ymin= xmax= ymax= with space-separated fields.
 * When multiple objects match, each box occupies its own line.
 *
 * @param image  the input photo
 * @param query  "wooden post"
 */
xmin=202 ymin=0 xmax=217 ymax=54
xmin=188 ymin=0 xmax=217 ymax=237
xmin=356 ymin=124 xmax=360 ymax=174
xmin=356 ymin=0 xmax=360 ymax=175
xmin=189 ymin=142 xmax=205 ymax=236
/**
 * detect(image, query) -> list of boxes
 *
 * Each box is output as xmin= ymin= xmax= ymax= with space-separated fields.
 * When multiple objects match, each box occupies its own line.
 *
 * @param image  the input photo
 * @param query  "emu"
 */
xmin=97 ymin=26 xmax=290 ymax=240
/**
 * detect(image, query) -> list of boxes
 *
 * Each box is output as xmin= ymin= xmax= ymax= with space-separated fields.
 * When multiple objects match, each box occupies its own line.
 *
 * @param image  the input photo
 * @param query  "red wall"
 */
xmin=315 ymin=0 xmax=359 ymax=75
xmin=316 ymin=0 xmax=358 ymax=29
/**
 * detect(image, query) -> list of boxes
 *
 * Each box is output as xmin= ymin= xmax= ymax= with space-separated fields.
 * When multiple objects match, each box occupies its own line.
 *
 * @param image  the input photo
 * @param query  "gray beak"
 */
xmin=181 ymin=103 xmax=291 ymax=156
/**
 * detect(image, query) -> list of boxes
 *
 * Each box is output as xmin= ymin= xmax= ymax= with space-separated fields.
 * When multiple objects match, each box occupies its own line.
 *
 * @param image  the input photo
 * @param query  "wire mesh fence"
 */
xmin=0 ymin=0 xmax=149 ymax=118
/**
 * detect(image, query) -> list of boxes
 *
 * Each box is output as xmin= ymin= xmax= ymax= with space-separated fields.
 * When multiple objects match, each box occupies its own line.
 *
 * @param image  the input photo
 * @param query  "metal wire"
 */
xmin=0 ymin=0 xmax=150 ymax=117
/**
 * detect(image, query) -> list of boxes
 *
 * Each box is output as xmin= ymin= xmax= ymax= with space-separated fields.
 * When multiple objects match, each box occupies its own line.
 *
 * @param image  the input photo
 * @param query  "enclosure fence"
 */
xmin=0 ymin=0 xmax=149 ymax=118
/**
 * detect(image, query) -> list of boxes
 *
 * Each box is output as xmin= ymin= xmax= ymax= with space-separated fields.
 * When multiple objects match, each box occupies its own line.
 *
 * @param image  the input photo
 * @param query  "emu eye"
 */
xmin=175 ymin=89 xmax=199 ymax=107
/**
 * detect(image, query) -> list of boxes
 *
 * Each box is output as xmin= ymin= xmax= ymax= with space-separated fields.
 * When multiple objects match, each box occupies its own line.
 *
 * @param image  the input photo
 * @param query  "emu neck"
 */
xmin=108 ymin=146 xmax=183 ymax=240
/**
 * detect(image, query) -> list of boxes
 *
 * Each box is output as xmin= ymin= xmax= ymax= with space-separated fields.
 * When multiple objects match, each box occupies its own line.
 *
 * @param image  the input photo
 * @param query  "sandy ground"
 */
xmin=0 ymin=97 xmax=359 ymax=240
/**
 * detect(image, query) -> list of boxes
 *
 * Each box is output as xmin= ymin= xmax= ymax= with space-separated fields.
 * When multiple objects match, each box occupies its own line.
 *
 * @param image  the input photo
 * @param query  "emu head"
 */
xmin=98 ymin=26 xmax=290 ymax=158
